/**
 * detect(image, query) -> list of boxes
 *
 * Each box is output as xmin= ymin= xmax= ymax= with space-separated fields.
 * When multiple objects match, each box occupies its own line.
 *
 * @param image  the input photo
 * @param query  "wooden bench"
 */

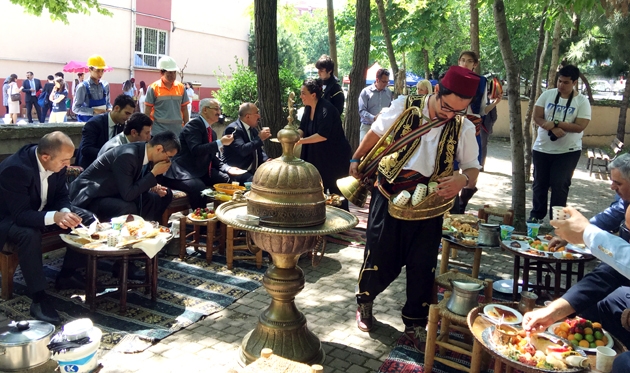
xmin=587 ymin=138 xmax=624 ymax=177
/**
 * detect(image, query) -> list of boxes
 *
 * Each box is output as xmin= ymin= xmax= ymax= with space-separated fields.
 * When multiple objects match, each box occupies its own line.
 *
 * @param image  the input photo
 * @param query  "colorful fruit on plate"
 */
xmin=553 ymin=317 xmax=607 ymax=348
xmin=192 ymin=207 xmax=214 ymax=219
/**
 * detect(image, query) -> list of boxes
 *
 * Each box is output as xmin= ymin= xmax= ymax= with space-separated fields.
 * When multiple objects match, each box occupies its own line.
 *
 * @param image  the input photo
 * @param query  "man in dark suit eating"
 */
xmin=162 ymin=98 xmax=237 ymax=209
xmin=69 ymin=131 xmax=179 ymax=222
xmin=0 ymin=131 xmax=92 ymax=324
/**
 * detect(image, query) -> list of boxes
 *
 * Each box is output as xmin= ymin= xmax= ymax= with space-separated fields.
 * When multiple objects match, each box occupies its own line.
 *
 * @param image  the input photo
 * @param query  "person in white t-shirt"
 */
xmin=529 ymin=65 xmax=591 ymax=223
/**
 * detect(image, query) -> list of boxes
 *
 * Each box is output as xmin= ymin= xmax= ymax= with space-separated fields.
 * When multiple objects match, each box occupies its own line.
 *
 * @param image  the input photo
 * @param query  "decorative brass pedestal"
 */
xmin=215 ymin=203 xmax=357 ymax=366
xmin=241 ymin=253 xmax=322 ymax=365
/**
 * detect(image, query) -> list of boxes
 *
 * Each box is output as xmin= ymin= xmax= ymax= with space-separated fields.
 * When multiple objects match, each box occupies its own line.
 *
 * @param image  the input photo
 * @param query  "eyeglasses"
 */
xmin=161 ymin=150 xmax=174 ymax=161
xmin=439 ymin=96 xmax=468 ymax=115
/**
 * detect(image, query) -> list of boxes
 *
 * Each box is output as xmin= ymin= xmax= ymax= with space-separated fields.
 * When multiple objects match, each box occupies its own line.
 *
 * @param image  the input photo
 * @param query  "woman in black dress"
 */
xmin=298 ymin=79 xmax=352 ymax=210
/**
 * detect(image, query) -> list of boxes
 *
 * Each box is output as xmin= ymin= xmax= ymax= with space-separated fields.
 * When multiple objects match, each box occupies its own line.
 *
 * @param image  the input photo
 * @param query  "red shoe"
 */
xmin=356 ymin=302 xmax=375 ymax=332
xmin=404 ymin=324 xmax=427 ymax=351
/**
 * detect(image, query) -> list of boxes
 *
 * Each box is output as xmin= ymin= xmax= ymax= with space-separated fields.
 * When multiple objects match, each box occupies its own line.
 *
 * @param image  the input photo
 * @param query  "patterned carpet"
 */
xmin=326 ymin=198 xmax=369 ymax=247
xmin=0 ymin=248 xmax=265 ymax=352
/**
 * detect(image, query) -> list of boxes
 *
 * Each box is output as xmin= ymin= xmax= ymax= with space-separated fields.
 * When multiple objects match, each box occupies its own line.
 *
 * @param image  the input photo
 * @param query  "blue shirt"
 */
xmin=358 ymin=84 xmax=393 ymax=125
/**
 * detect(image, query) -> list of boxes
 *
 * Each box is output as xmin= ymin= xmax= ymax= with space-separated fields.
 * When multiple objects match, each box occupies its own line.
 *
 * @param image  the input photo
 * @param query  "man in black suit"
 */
xmin=222 ymin=102 xmax=271 ymax=183
xmin=0 ymin=132 xmax=93 ymax=324
xmin=21 ymin=71 xmax=42 ymax=123
xmin=70 ymin=132 xmax=179 ymax=223
xmin=76 ymin=94 xmax=135 ymax=169
xmin=162 ymin=98 xmax=237 ymax=209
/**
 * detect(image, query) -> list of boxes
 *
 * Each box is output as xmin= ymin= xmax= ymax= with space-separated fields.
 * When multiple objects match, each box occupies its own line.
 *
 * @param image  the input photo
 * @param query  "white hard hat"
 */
xmin=157 ymin=56 xmax=178 ymax=71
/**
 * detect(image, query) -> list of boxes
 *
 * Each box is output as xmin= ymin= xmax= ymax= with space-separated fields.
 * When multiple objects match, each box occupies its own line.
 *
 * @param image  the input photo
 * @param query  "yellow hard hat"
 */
xmin=87 ymin=55 xmax=108 ymax=69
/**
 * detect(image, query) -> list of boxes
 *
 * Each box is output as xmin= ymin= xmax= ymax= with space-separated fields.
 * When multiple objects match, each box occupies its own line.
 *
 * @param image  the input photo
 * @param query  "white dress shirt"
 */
xmin=35 ymin=148 xmax=69 ymax=225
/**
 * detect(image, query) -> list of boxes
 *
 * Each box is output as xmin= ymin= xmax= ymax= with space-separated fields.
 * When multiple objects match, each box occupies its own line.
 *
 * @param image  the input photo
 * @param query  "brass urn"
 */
xmin=215 ymin=94 xmax=358 ymax=366
xmin=246 ymin=124 xmax=326 ymax=227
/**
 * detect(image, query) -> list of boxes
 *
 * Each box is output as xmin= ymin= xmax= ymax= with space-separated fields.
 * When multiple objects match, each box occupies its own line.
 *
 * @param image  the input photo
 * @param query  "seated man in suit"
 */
xmin=222 ymin=102 xmax=271 ymax=183
xmin=162 ymin=98 xmax=238 ymax=209
xmin=69 ymin=131 xmax=179 ymax=223
xmin=76 ymin=94 xmax=136 ymax=169
xmin=98 ymin=112 xmax=153 ymax=156
xmin=0 ymin=132 xmax=94 ymax=324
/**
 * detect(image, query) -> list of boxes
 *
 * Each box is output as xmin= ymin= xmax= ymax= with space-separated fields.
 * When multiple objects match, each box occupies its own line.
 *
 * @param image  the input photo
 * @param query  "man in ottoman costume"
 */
xmin=349 ymin=65 xmax=481 ymax=349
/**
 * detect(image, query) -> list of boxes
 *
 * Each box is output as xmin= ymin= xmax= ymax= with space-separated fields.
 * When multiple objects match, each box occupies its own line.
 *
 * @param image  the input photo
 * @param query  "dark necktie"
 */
xmin=249 ymin=127 xmax=259 ymax=171
xmin=207 ymin=127 xmax=213 ymax=175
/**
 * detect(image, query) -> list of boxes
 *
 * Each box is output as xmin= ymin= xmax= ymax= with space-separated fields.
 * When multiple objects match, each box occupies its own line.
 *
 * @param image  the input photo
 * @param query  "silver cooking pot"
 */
xmin=0 ymin=320 xmax=55 ymax=371
xmin=477 ymin=223 xmax=500 ymax=246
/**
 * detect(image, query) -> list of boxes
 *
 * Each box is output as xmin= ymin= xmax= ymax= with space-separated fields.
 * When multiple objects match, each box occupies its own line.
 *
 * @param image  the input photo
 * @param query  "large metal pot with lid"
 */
xmin=0 ymin=320 xmax=55 ymax=371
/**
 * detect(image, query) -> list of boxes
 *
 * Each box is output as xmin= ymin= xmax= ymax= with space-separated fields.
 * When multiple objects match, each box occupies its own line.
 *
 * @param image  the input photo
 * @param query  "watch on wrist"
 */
xmin=553 ymin=119 xmax=559 ymax=128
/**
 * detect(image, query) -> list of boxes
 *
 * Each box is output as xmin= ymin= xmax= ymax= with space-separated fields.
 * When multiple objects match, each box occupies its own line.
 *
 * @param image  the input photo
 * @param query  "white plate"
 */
xmin=536 ymin=235 xmax=551 ymax=243
xmin=566 ymin=243 xmax=592 ymax=255
xmin=547 ymin=322 xmax=613 ymax=353
xmin=483 ymin=304 xmax=523 ymax=325
xmin=187 ymin=213 xmax=216 ymax=222
xmin=511 ymin=234 xmax=533 ymax=243
xmin=552 ymin=251 xmax=583 ymax=260
xmin=502 ymin=240 xmax=529 ymax=251
xmin=492 ymin=279 xmax=533 ymax=294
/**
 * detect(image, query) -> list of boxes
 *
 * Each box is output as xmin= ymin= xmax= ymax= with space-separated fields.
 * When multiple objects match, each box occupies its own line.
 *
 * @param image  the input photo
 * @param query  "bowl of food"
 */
xmin=214 ymin=183 xmax=247 ymax=196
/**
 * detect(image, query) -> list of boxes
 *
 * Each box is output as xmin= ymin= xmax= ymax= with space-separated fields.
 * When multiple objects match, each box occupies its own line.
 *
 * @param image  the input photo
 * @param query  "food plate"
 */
xmin=442 ymin=226 xmax=457 ymax=235
xmin=481 ymin=327 xmax=586 ymax=372
xmin=502 ymin=240 xmax=529 ymax=251
xmin=566 ymin=244 xmax=592 ymax=255
xmin=511 ymin=234 xmax=534 ymax=243
xmin=553 ymin=252 xmax=583 ymax=260
xmin=483 ymin=304 xmax=523 ymax=325
xmin=537 ymin=234 xmax=553 ymax=242
xmin=187 ymin=213 xmax=217 ymax=222
xmin=548 ymin=322 xmax=613 ymax=353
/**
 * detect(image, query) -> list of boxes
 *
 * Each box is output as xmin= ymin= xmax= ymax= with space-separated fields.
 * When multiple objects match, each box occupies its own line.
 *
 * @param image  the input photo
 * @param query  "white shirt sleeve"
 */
xmin=583 ymin=224 xmax=630 ymax=279
xmin=457 ymin=118 xmax=481 ymax=170
xmin=371 ymin=95 xmax=406 ymax=137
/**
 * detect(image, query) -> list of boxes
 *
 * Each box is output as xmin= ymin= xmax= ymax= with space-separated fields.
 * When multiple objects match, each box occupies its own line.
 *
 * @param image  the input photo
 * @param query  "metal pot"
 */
xmin=0 ymin=320 xmax=55 ymax=371
xmin=477 ymin=223 xmax=500 ymax=246
xmin=446 ymin=280 xmax=485 ymax=316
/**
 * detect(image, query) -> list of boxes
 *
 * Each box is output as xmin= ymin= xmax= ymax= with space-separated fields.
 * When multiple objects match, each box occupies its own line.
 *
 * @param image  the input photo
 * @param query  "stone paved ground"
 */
xmin=5 ymin=138 xmax=618 ymax=373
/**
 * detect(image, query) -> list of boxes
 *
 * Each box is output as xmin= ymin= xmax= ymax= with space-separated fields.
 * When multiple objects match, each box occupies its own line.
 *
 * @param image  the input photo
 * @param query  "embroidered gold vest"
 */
xmin=377 ymin=94 xmax=463 ymax=185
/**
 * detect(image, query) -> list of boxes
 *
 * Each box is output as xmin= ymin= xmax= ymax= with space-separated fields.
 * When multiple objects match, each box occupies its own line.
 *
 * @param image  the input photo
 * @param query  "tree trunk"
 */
xmin=547 ymin=18 xmax=563 ymax=89
xmin=581 ymin=73 xmax=595 ymax=104
xmin=470 ymin=0 xmax=481 ymax=74
xmin=326 ymin=0 xmax=339 ymax=78
xmin=254 ymin=0 xmax=285 ymax=158
xmin=570 ymin=12 xmax=580 ymax=39
xmin=524 ymin=7 xmax=548 ymax=183
xmin=344 ymin=0 xmax=370 ymax=150
xmin=617 ymin=77 xmax=630 ymax=143
xmin=423 ymin=48 xmax=430 ymax=81
xmin=494 ymin=0 xmax=527 ymax=231
xmin=375 ymin=0 xmax=400 ymax=96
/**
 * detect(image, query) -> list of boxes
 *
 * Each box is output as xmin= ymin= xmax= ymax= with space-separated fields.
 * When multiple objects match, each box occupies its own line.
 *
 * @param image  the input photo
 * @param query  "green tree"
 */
xmin=10 ymin=0 xmax=111 ymax=24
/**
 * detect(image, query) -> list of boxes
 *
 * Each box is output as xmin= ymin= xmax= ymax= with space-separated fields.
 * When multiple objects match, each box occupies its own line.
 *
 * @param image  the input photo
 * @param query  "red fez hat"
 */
xmin=440 ymin=65 xmax=480 ymax=98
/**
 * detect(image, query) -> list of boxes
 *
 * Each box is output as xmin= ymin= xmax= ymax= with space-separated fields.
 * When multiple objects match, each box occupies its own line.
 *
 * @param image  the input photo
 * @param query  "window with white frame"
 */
xmin=134 ymin=27 xmax=168 ymax=68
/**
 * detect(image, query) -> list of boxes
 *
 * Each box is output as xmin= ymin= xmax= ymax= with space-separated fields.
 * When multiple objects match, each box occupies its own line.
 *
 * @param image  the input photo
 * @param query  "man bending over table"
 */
xmin=523 ymin=206 xmax=630 ymax=371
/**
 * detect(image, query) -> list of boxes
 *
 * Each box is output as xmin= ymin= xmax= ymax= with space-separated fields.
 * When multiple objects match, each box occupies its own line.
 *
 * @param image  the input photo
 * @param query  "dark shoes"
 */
xmin=30 ymin=301 xmax=61 ymax=325
xmin=112 ymin=261 xmax=146 ymax=281
xmin=404 ymin=324 xmax=427 ymax=351
xmin=356 ymin=302 xmax=375 ymax=332
xmin=55 ymin=275 xmax=85 ymax=290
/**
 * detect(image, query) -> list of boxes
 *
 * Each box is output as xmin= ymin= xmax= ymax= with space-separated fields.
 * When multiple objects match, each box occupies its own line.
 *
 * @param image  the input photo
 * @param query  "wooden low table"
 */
xmin=64 ymin=244 xmax=159 ymax=314
xmin=501 ymin=242 xmax=595 ymax=300
xmin=440 ymin=235 xmax=498 ymax=278
xmin=467 ymin=304 xmax=628 ymax=373
xmin=179 ymin=215 xmax=226 ymax=263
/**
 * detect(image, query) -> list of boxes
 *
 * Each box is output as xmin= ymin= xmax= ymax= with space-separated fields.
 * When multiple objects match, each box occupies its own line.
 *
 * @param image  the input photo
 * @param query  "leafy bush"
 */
xmin=214 ymin=58 xmax=303 ymax=121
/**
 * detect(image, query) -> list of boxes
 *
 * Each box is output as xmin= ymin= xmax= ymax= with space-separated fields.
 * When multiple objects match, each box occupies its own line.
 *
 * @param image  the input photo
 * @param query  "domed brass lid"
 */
xmin=246 ymin=122 xmax=326 ymax=227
